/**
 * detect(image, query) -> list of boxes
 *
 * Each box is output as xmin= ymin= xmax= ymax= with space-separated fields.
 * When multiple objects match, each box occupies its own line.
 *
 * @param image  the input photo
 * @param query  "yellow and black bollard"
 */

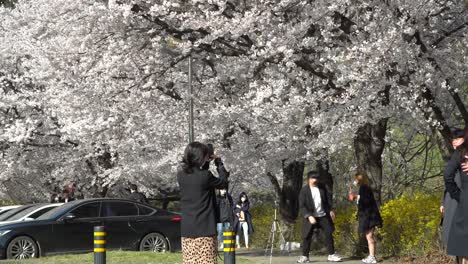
xmin=223 ymin=226 xmax=235 ymax=264
xmin=94 ymin=226 xmax=106 ymax=264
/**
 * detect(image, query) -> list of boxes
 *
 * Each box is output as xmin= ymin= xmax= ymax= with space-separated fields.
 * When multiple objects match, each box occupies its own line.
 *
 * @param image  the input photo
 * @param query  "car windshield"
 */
xmin=7 ymin=204 xmax=48 ymax=221
xmin=37 ymin=200 xmax=82 ymax=220
xmin=0 ymin=205 xmax=34 ymax=221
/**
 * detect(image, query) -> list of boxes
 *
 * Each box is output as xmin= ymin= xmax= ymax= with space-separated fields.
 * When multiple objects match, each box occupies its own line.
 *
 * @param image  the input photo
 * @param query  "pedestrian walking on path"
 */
xmin=352 ymin=173 xmax=383 ymax=264
xmin=297 ymin=171 xmax=342 ymax=263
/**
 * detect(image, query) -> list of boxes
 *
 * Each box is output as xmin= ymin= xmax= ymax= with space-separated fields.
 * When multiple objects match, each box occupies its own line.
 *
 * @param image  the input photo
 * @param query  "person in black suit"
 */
xmin=297 ymin=171 xmax=341 ymax=263
xmin=128 ymin=184 xmax=149 ymax=204
xmin=177 ymin=142 xmax=228 ymax=264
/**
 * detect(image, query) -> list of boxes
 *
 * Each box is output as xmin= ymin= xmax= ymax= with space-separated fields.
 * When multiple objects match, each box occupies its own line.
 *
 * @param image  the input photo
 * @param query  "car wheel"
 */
xmin=7 ymin=236 xmax=39 ymax=259
xmin=139 ymin=233 xmax=169 ymax=252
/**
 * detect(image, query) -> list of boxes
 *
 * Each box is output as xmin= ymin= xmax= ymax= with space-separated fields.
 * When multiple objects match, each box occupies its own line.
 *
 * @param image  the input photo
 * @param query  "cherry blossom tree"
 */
xmin=0 ymin=0 xmax=466 ymax=221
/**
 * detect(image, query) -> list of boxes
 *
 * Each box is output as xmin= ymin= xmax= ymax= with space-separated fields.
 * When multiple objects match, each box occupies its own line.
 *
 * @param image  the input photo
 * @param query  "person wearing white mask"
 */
xmin=216 ymin=188 xmax=234 ymax=249
xmin=234 ymin=192 xmax=254 ymax=249
xmin=351 ymin=173 xmax=383 ymax=264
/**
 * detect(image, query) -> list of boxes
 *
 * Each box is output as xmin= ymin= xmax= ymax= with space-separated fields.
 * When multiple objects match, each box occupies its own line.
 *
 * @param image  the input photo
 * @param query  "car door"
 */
xmin=52 ymin=201 xmax=102 ymax=254
xmin=100 ymin=201 xmax=139 ymax=250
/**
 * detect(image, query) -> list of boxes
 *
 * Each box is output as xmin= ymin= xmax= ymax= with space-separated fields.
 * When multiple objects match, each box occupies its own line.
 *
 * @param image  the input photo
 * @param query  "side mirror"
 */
xmin=63 ymin=213 xmax=76 ymax=222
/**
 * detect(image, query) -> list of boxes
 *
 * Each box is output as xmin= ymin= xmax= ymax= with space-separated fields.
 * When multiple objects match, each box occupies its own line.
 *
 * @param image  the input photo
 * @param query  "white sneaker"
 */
xmin=362 ymin=256 xmax=377 ymax=263
xmin=328 ymin=254 xmax=342 ymax=262
xmin=297 ymin=256 xmax=311 ymax=263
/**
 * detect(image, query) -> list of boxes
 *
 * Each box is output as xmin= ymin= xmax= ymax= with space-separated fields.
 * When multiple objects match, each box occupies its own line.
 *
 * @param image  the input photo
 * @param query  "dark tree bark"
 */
xmin=280 ymin=160 xmax=305 ymax=224
xmin=266 ymin=160 xmax=305 ymax=242
xmin=420 ymin=86 xmax=454 ymax=155
xmin=316 ymin=159 xmax=333 ymax=194
xmin=354 ymin=119 xmax=388 ymax=205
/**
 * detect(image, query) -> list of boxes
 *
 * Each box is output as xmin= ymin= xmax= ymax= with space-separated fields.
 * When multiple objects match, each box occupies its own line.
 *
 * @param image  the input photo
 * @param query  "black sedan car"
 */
xmin=0 ymin=198 xmax=181 ymax=259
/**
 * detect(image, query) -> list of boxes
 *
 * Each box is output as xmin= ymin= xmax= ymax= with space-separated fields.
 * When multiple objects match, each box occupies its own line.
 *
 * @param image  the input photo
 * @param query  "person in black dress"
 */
xmin=445 ymin=127 xmax=468 ymax=264
xmin=352 ymin=173 xmax=382 ymax=264
xmin=177 ymin=142 xmax=228 ymax=264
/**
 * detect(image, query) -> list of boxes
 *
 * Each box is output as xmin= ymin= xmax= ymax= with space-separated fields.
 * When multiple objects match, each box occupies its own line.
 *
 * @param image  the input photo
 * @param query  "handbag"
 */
xmin=239 ymin=211 xmax=246 ymax=222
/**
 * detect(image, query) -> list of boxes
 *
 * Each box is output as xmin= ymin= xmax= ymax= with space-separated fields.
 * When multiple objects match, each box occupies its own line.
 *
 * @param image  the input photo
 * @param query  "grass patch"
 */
xmin=0 ymin=251 xmax=254 ymax=264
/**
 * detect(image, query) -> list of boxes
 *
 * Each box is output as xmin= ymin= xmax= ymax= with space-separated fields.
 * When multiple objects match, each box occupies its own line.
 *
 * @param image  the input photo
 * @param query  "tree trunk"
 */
xmin=354 ymin=119 xmax=388 ymax=205
xmin=280 ymin=161 xmax=305 ymax=225
xmin=420 ymin=87 xmax=454 ymax=154
xmin=266 ymin=160 xmax=305 ymax=242
xmin=316 ymin=159 xmax=333 ymax=195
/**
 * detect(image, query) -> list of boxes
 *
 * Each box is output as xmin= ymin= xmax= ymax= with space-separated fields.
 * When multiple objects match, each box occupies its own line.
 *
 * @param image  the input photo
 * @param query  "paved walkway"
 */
xmin=236 ymin=250 xmax=395 ymax=264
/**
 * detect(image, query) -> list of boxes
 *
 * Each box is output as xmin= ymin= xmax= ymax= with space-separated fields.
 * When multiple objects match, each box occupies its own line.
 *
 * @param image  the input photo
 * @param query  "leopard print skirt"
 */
xmin=181 ymin=236 xmax=217 ymax=264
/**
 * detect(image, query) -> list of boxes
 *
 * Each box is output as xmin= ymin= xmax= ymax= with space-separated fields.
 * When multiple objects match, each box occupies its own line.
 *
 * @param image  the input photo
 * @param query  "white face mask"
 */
xmin=353 ymin=181 xmax=358 ymax=187
xmin=241 ymin=197 xmax=246 ymax=202
xmin=220 ymin=190 xmax=227 ymax=196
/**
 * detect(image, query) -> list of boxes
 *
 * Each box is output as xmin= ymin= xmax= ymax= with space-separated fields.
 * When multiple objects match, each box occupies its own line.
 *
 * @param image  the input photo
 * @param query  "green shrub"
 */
xmin=249 ymin=204 xmax=303 ymax=248
xmin=333 ymin=192 xmax=441 ymax=257
xmin=333 ymin=206 xmax=360 ymax=256
xmin=250 ymin=192 xmax=441 ymax=256
xmin=0 ymin=200 xmax=16 ymax=206
xmin=249 ymin=204 xmax=276 ymax=248
xmin=379 ymin=192 xmax=441 ymax=256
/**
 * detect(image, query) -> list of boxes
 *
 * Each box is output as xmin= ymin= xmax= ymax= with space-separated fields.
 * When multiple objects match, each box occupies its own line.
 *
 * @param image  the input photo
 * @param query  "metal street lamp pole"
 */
xmin=188 ymin=54 xmax=194 ymax=143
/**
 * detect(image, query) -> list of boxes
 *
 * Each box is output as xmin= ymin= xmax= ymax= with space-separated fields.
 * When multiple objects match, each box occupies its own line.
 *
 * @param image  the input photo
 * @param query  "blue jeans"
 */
xmin=217 ymin=222 xmax=231 ymax=247
xmin=236 ymin=222 xmax=249 ymax=247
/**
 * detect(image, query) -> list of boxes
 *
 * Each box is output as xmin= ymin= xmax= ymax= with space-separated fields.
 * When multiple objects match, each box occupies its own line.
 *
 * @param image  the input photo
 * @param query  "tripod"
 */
xmin=265 ymin=201 xmax=287 ymax=264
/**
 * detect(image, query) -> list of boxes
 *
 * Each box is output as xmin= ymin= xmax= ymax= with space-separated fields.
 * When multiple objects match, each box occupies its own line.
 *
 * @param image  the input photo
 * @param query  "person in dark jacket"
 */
xmin=59 ymin=189 xmax=75 ymax=203
xmin=177 ymin=142 xmax=228 ymax=264
xmin=233 ymin=192 xmax=254 ymax=249
xmin=216 ymin=188 xmax=234 ymax=249
xmin=441 ymin=127 xmax=464 ymax=258
xmin=297 ymin=171 xmax=341 ymax=263
xmin=445 ymin=126 xmax=468 ymax=264
xmin=352 ymin=173 xmax=383 ymax=264
xmin=128 ymin=184 xmax=149 ymax=204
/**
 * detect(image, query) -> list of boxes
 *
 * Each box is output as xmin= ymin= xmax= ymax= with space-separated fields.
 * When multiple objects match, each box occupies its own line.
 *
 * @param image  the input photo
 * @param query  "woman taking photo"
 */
xmin=445 ymin=126 xmax=468 ymax=264
xmin=352 ymin=173 xmax=383 ymax=264
xmin=234 ymin=192 xmax=254 ymax=249
xmin=177 ymin=142 xmax=228 ymax=264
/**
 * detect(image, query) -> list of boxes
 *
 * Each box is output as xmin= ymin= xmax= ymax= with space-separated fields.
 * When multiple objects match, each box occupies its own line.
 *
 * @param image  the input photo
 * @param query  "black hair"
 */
xmin=237 ymin=192 xmax=249 ymax=205
xmin=182 ymin=142 xmax=210 ymax=174
xmin=451 ymin=127 xmax=465 ymax=139
xmin=459 ymin=125 xmax=468 ymax=160
xmin=307 ymin=171 xmax=319 ymax=179
xmin=130 ymin=184 xmax=137 ymax=191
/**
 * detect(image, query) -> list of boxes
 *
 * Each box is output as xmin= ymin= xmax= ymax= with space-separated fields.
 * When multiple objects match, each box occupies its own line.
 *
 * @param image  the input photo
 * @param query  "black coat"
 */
xmin=128 ymin=192 xmax=149 ymax=204
xmin=357 ymin=185 xmax=383 ymax=233
xmin=233 ymin=201 xmax=254 ymax=235
xmin=441 ymin=171 xmax=461 ymax=247
xmin=216 ymin=194 xmax=234 ymax=224
xmin=444 ymin=150 xmax=468 ymax=256
xmin=299 ymin=184 xmax=334 ymax=238
xmin=177 ymin=158 xmax=228 ymax=238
